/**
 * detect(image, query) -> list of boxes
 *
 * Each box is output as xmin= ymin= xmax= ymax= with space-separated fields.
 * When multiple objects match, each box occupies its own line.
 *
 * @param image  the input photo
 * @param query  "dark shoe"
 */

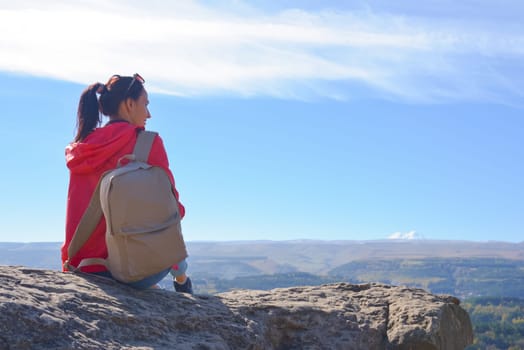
xmin=174 ymin=277 xmax=193 ymax=294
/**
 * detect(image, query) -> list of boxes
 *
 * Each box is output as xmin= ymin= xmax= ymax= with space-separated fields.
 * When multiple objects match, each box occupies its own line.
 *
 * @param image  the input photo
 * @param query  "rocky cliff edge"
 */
xmin=0 ymin=266 xmax=473 ymax=349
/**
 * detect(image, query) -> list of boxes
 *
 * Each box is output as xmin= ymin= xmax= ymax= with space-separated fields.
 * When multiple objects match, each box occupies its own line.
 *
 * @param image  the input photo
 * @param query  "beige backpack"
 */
xmin=65 ymin=131 xmax=188 ymax=283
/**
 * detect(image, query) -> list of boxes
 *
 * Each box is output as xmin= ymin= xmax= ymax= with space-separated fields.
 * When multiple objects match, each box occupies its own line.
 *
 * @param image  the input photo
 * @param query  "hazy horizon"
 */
xmin=1 ymin=238 xmax=522 ymax=244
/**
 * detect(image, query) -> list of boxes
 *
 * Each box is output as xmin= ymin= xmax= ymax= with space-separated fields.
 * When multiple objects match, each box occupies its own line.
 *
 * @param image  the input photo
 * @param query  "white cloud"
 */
xmin=388 ymin=230 xmax=422 ymax=240
xmin=0 ymin=0 xmax=522 ymax=102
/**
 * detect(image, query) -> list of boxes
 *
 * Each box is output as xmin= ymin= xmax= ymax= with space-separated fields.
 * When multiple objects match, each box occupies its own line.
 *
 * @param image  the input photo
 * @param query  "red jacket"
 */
xmin=61 ymin=121 xmax=185 ymax=272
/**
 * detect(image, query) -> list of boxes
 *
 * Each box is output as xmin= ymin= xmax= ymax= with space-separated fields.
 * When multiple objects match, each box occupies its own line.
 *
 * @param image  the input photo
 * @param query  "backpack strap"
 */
xmin=64 ymin=130 xmax=158 ymax=272
xmin=64 ymin=177 xmax=105 ymax=271
xmin=133 ymin=130 xmax=158 ymax=163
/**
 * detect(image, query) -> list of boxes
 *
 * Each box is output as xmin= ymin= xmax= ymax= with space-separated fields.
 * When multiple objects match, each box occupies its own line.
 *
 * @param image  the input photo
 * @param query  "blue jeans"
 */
xmin=92 ymin=259 xmax=188 ymax=290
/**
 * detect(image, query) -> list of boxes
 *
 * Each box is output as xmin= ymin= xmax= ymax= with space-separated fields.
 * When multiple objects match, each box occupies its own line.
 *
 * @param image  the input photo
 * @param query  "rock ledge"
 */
xmin=0 ymin=266 xmax=473 ymax=349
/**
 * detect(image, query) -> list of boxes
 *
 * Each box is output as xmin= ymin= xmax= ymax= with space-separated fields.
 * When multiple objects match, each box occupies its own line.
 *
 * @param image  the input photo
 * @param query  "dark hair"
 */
xmin=74 ymin=75 xmax=144 ymax=142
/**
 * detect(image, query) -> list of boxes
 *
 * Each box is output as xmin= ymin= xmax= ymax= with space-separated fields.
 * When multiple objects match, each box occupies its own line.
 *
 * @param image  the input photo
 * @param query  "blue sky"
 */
xmin=0 ymin=0 xmax=522 ymax=243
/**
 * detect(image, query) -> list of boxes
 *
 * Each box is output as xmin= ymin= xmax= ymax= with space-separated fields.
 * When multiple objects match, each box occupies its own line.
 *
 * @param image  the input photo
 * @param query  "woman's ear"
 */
xmin=125 ymin=97 xmax=135 ymax=111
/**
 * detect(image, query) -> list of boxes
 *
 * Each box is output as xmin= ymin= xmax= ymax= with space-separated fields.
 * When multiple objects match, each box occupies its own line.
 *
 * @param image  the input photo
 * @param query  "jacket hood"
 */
xmin=66 ymin=123 xmax=141 ymax=174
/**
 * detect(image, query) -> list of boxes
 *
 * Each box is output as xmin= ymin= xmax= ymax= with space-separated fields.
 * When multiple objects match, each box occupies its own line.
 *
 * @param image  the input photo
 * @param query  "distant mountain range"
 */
xmin=1 ymin=239 xmax=523 ymax=274
xmin=0 ymin=242 xmax=62 ymax=270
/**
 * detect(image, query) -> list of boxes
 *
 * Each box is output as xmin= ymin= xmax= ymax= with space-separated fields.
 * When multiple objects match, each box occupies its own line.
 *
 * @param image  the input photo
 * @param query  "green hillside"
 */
xmin=463 ymin=297 xmax=524 ymax=350
xmin=329 ymin=257 xmax=524 ymax=299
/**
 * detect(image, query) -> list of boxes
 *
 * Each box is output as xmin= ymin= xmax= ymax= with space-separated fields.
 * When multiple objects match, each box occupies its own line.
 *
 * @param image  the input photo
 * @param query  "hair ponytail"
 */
xmin=74 ymin=83 xmax=103 ymax=142
xmin=73 ymin=75 xmax=145 ymax=141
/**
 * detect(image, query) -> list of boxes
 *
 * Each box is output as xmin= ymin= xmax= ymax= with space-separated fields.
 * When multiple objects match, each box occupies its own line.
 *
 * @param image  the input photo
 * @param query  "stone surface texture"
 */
xmin=0 ymin=266 xmax=473 ymax=349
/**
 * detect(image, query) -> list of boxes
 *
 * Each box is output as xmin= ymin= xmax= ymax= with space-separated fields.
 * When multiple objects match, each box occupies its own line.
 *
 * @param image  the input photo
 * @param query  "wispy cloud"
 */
xmin=0 ymin=0 xmax=522 ymax=102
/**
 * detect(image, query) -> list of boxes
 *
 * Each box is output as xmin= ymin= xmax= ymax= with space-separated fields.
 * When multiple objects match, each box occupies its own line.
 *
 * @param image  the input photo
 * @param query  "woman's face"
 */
xmin=127 ymin=90 xmax=151 ymax=128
